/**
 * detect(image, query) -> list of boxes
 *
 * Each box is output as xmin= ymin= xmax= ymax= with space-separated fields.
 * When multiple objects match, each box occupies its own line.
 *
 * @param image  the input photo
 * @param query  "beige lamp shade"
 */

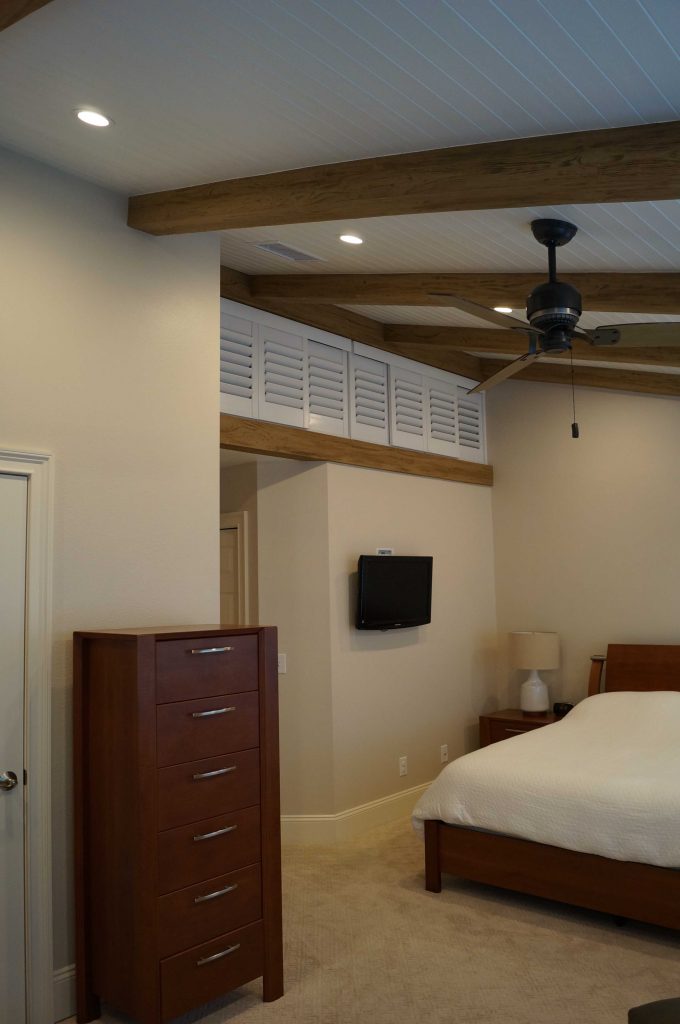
xmin=509 ymin=631 xmax=560 ymax=670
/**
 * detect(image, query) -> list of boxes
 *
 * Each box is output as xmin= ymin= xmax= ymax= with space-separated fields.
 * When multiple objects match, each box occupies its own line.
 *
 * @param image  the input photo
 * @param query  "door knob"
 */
xmin=0 ymin=771 xmax=18 ymax=791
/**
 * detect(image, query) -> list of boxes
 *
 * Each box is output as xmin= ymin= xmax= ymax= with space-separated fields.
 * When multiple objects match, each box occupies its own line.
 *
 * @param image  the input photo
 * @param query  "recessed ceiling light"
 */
xmin=76 ymin=109 xmax=112 ymax=128
xmin=339 ymin=234 xmax=363 ymax=245
xmin=493 ymin=306 xmax=513 ymax=314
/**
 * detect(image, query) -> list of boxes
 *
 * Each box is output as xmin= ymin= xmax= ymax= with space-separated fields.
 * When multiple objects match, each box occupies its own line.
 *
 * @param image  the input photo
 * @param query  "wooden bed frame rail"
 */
xmin=424 ymin=644 xmax=680 ymax=930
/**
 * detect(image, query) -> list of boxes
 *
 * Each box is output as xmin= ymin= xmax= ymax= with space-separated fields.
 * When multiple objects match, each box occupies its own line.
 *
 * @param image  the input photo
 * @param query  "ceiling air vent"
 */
xmin=255 ymin=241 xmax=324 ymax=262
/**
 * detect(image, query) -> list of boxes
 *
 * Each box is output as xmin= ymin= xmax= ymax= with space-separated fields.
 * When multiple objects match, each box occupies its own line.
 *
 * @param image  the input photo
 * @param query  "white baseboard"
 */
xmin=53 ymin=964 xmax=76 ymax=1022
xmin=281 ymin=781 xmax=432 ymax=844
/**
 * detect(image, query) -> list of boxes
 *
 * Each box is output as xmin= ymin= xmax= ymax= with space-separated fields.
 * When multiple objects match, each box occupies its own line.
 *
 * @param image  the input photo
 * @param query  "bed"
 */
xmin=413 ymin=644 xmax=680 ymax=930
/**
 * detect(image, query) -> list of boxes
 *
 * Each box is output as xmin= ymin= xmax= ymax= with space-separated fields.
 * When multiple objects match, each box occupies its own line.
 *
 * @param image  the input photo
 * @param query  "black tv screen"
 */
xmin=356 ymin=555 xmax=433 ymax=630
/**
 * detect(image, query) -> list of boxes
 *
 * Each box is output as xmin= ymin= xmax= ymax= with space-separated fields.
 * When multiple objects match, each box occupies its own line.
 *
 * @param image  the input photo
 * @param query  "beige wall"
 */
xmin=487 ymin=381 xmax=680 ymax=707
xmin=0 ymin=146 xmax=220 ymax=976
xmin=255 ymin=460 xmax=336 ymax=815
xmin=252 ymin=456 xmax=498 ymax=817
xmin=326 ymin=464 xmax=498 ymax=811
xmin=220 ymin=461 xmax=259 ymax=622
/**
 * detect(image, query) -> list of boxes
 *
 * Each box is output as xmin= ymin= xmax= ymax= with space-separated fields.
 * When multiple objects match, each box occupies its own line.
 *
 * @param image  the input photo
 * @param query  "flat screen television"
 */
xmin=356 ymin=555 xmax=433 ymax=630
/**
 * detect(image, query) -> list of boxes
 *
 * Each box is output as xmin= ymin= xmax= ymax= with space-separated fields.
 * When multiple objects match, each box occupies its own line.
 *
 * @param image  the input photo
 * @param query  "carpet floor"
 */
xmin=94 ymin=819 xmax=680 ymax=1024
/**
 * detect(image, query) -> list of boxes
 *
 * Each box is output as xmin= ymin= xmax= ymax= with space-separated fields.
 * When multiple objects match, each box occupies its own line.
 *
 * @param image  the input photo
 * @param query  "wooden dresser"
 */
xmin=74 ymin=626 xmax=283 ymax=1024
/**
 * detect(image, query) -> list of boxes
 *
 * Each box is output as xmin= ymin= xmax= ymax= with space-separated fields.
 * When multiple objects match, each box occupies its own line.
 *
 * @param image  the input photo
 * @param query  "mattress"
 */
xmin=412 ymin=691 xmax=680 ymax=868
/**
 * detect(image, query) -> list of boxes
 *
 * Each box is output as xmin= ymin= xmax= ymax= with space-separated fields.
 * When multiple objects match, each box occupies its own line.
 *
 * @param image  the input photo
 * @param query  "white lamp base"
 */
xmin=520 ymin=669 xmax=550 ymax=712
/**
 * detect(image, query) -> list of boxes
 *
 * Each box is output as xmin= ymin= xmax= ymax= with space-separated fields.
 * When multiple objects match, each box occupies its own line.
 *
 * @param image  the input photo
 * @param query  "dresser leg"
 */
xmin=263 ymin=965 xmax=284 ymax=1002
xmin=76 ymin=991 xmax=100 ymax=1023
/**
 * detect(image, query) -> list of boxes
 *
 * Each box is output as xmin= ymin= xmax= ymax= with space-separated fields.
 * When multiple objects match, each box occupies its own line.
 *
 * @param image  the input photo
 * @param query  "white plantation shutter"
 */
xmin=306 ymin=340 xmax=348 ymax=436
xmin=457 ymin=388 xmax=486 ymax=462
xmin=219 ymin=310 xmax=257 ymax=418
xmin=349 ymin=353 xmax=388 ymax=444
xmin=426 ymin=378 xmax=458 ymax=457
xmin=389 ymin=368 xmax=426 ymax=451
xmin=258 ymin=325 xmax=305 ymax=426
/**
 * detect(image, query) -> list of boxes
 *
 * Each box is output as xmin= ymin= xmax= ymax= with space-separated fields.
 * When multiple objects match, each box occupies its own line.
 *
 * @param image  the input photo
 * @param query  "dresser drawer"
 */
xmin=158 ymin=748 xmax=260 ymax=831
xmin=157 ymin=691 xmax=259 ymax=768
xmin=158 ymin=863 xmax=261 ymax=959
xmin=156 ymin=634 xmax=258 ymax=704
xmin=161 ymin=921 xmax=263 ymax=1021
xmin=158 ymin=805 xmax=261 ymax=895
xmin=488 ymin=720 xmax=542 ymax=743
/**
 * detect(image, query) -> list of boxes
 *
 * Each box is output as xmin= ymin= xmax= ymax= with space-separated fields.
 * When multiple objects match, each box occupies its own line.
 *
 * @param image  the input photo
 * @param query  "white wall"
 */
xmin=487 ymin=381 xmax=680 ymax=707
xmin=326 ymin=464 xmax=498 ymax=811
xmin=0 ymin=146 xmax=220 ymax=983
xmin=255 ymin=461 xmax=336 ymax=816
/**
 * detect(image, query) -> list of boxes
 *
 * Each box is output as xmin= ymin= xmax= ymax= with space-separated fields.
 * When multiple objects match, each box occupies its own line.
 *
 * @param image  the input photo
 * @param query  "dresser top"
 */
xmin=74 ymin=624 xmax=270 ymax=639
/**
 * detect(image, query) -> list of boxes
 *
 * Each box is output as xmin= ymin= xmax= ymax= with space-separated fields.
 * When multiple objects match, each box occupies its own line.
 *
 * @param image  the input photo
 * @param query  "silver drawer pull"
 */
xmin=193 ymin=824 xmax=237 ymax=842
xmin=192 ymin=706 xmax=235 ymax=718
xmin=194 ymin=882 xmax=238 ymax=904
xmin=192 ymin=765 xmax=236 ymax=781
xmin=189 ymin=646 xmax=233 ymax=655
xmin=504 ymin=728 xmax=525 ymax=734
xmin=197 ymin=943 xmax=240 ymax=967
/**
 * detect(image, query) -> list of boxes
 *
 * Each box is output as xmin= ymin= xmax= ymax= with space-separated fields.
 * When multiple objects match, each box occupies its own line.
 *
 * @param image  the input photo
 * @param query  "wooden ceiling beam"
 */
xmin=479 ymin=358 xmax=680 ymax=397
xmin=383 ymin=326 xmax=680 ymax=368
xmin=129 ymin=121 xmax=680 ymax=235
xmin=249 ymin=273 xmax=680 ymax=314
xmin=220 ymin=266 xmax=483 ymax=379
xmin=220 ymin=266 xmax=384 ymax=347
xmin=221 ymin=414 xmax=492 ymax=486
xmin=1 ymin=0 xmax=54 ymax=31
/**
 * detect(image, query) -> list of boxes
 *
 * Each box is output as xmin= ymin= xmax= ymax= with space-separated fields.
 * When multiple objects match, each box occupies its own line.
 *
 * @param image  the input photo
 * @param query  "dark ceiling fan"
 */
xmin=431 ymin=218 xmax=680 ymax=395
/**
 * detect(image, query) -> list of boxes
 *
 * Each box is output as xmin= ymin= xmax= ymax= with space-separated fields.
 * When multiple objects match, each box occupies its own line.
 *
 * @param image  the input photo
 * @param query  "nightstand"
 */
xmin=479 ymin=708 xmax=558 ymax=747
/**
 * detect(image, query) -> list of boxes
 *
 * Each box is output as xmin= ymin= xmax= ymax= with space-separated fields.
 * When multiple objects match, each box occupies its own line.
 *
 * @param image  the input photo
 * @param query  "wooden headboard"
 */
xmin=588 ymin=644 xmax=680 ymax=695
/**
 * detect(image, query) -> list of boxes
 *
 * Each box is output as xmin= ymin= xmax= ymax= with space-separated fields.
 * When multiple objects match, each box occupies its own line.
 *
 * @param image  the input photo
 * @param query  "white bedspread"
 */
xmin=412 ymin=691 xmax=680 ymax=868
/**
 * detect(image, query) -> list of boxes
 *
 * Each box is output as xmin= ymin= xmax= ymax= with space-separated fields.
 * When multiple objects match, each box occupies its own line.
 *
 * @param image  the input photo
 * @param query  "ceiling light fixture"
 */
xmin=339 ymin=234 xmax=363 ymax=245
xmin=493 ymin=306 xmax=513 ymax=314
xmin=76 ymin=109 xmax=111 ymax=128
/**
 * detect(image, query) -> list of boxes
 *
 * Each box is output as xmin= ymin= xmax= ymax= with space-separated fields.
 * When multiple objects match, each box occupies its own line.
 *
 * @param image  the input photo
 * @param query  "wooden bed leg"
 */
xmin=424 ymin=820 xmax=442 ymax=893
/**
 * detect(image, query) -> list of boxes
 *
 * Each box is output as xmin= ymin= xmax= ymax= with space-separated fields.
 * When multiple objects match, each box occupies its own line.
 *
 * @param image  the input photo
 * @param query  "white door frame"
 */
xmin=220 ymin=511 xmax=249 ymax=624
xmin=0 ymin=450 xmax=54 ymax=1024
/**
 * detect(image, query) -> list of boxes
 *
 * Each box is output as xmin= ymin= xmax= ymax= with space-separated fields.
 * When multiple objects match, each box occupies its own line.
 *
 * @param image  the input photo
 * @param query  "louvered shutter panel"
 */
xmin=457 ymin=388 xmax=486 ymax=462
xmin=219 ymin=310 xmax=257 ymax=418
xmin=426 ymin=378 xmax=459 ymax=457
xmin=389 ymin=368 xmax=426 ymax=451
xmin=349 ymin=353 xmax=388 ymax=444
xmin=258 ymin=325 xmax=305 ymax=426
xmin=305 ymin=340 xmax=348 ymax=436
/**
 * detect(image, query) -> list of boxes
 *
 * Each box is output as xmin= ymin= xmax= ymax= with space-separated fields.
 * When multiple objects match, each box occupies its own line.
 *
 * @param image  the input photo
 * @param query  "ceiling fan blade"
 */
xmin=587 ymin=322 xmax=680 ymax=348
xmin=468 ymin=351 xmax=543 ymax=394
xmin=428 ymin=292 xmax=537 ymax=333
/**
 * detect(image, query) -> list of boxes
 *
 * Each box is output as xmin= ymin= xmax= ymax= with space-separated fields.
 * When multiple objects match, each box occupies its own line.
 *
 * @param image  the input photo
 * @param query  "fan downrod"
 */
xmin=531 ymin=219 xmax=578 ymax=248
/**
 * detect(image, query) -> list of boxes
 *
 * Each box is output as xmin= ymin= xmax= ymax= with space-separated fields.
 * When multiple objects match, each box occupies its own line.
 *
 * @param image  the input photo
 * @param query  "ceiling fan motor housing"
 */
xmin=526 ymin=279 xmax=582 ymax=352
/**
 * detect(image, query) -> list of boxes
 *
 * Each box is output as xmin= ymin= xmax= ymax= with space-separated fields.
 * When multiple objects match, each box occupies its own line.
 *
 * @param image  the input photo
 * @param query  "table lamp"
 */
xmin=509 ymin=631 xmax=560 ymax=712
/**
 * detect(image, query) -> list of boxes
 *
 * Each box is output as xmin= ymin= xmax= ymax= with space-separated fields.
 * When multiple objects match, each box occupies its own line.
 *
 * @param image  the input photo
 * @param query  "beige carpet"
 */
xmin=95 ymin=819 xmax=680 ymax=1024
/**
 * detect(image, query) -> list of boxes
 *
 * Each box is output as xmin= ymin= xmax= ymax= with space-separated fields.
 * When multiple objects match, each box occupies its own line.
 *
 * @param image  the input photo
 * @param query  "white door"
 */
xmin=0 ymin=473 xmax=28 ymax=1022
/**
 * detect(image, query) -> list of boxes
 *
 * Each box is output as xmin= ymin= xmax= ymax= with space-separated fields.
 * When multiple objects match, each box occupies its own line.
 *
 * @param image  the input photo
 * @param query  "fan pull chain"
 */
xmin=570 ymin=349 xmax=579 ymax=439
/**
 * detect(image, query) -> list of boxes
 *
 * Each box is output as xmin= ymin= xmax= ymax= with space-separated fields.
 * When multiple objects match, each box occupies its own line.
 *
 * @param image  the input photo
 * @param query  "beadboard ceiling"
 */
xmin=3 ymin=0 xmax=680 ymax=390
xmin=1 ymin=0 xmax=679 ymax=196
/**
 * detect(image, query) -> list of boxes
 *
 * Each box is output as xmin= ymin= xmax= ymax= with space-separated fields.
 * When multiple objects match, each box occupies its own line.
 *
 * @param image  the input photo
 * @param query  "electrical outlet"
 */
xmin=440 ymin=744 xmax=449 ymax=764
xmin=277 ymin=653 xmax=287 ymax=674
xmin=399 ymin=755 xmax=408 ymax=777
xmin=376 ymin=547 xmax=394 ymax=556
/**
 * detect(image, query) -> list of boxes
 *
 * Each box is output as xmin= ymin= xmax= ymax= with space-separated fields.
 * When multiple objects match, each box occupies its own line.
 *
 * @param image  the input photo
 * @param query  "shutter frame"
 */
xmin=389 ymin=367 xmax=426 ymax=451
xmin=349 ymin=353 xmax=389 ymax=444
xmin=305 ymin=339 xmax=349 ymax=437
